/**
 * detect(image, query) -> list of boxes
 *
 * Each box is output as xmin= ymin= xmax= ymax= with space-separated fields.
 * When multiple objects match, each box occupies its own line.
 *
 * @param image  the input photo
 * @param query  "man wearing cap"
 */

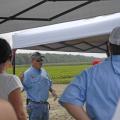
xmin=59 ymin=27 xmax=120 ymax=120
xmin=21 ymin=52 xmax=57 ymax=120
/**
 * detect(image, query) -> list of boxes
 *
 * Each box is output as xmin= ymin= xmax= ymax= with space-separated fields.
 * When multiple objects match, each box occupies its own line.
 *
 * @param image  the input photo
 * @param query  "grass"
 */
xmin=7 ymin=64 xmax=91 ymax=84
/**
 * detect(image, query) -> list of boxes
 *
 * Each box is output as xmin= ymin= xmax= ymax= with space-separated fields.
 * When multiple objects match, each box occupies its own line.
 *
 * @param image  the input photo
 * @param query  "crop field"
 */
xmin=7 ymin=64 xmax=91 ymax=84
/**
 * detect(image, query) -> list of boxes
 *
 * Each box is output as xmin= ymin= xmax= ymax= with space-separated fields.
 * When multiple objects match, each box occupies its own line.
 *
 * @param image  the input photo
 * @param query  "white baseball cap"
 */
xmin=109 ymin=27 xmax=120 ymax=45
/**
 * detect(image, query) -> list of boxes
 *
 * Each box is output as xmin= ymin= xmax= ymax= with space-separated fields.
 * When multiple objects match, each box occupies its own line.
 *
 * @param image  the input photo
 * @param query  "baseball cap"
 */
xmin=109 ymin=27 xmax=120 ymax=45
xmin=31 ymin=52 xmax=44 ymax=60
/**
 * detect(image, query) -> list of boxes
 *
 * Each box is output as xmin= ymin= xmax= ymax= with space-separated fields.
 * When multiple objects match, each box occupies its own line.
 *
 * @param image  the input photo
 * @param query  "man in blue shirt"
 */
xmin=22 ymin=52 xmax=57 ymax=120
xmin=59 ymin=27 xmax=120 ymax=120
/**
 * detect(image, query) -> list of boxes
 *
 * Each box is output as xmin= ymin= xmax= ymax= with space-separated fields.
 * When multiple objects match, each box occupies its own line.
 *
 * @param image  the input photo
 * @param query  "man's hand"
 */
xmin=51 ymin=89 xmax=57 ymax=101
xmin=19 ymin=72 xmax=24 ymax=81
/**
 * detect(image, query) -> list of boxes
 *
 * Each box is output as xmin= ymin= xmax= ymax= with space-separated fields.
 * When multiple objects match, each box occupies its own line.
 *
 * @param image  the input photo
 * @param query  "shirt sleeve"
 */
xmin=45 ymin=71 xmax=53 ymax=91
xmin=59 ymin=71 xmax=87 ymax=106
xmin=48 ymin=76 xmax=53 ymax=90
xmin=7 ymin=75 xmax=23 ymax=96
xmin=22 ymin=72 xmax=30 ymax=90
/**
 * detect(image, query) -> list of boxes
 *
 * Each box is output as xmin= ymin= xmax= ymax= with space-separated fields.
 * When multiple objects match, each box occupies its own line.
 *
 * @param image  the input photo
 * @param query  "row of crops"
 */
xmin=7 ymin=64 xmax=91 ymax=84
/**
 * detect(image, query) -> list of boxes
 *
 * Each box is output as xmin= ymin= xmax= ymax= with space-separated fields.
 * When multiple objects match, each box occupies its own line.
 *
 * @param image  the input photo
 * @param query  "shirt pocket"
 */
xmin=31 ymin=76 xmax=40 ymax=84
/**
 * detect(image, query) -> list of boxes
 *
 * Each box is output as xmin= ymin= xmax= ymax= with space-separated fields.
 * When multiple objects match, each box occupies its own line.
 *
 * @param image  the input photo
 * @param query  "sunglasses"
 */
xmin=36 ymin=59 xmax=43 ymax=62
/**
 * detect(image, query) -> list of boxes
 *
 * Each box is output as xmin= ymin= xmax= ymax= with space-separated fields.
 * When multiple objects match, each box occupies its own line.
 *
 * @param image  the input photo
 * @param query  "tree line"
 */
xmin=15 ymin=53 xmax=100 ymax=65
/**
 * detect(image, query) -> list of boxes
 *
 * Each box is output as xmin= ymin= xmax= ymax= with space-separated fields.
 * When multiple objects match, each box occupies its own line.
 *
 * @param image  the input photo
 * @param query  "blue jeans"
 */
xmin=27 ymin=102 xmax=49 ymax=120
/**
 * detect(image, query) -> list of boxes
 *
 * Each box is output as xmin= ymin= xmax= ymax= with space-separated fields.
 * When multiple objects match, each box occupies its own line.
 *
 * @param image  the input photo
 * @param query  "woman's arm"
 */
xmin=8 ymin=88 xmax=27 ymax=120
xmin=63 ymin=103 xmax=91 ymax=120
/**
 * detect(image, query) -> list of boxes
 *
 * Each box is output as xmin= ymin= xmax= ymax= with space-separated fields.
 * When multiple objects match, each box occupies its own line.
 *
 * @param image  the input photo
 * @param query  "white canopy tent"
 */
xmin=0 ymin=0 xmax=119 ymax=74
xmin=12 ymin=13 xmax=120 ymax=53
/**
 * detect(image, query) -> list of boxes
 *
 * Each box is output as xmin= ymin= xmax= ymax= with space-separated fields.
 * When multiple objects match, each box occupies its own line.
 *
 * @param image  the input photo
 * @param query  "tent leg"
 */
xmin=12 ymin=49 xmax=17 ymax=75
xmin=106 ymin=41 xmax=110 ymax=57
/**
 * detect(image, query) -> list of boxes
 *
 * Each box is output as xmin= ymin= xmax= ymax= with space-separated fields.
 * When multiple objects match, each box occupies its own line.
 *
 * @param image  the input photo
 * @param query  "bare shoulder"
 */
xmin=0 ymin=100 xmax=18 ymax=120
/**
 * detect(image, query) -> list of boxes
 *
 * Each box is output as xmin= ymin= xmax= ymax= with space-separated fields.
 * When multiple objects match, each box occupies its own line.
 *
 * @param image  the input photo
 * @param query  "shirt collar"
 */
xmin=31 ymin=66 xmax=41 ymax=72
xmin=106 ymin=55 xmax=120 ymax=75
xmin=106 ymin=55 xmax=120 ymax=61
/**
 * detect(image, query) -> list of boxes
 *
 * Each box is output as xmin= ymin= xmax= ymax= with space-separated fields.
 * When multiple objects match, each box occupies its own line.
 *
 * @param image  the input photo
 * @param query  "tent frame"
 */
xmin=12 ymin=41 xmax=108 ymax=74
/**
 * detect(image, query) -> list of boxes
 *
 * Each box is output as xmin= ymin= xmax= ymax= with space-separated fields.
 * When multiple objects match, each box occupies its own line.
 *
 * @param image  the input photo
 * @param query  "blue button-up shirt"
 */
xmin=23 ymin=66 xmax=52 ymax=102
xmin=59 ymin=55 xmax=120 ymax=120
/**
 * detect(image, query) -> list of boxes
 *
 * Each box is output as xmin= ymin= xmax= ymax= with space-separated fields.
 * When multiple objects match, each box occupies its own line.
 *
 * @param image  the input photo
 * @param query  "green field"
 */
xmin=7 ymin=64 xmax=91 ymax=84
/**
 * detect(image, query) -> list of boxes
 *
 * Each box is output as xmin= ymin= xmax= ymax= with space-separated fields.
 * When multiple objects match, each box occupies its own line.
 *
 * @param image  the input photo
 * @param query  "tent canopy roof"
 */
xmin=0 ymin=0 xmax=120 ymax=33
xmin=12 ymin=13 xmax=120 ymax=53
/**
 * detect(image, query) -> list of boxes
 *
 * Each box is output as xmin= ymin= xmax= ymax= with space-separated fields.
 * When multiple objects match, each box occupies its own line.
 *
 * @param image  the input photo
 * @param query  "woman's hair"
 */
xmin=0 ymin=38 xmax=12 ymax=64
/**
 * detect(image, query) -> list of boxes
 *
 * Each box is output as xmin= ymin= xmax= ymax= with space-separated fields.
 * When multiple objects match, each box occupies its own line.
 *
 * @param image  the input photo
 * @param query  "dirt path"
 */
xmin=48 ymin=84 xmax=75 ymax=120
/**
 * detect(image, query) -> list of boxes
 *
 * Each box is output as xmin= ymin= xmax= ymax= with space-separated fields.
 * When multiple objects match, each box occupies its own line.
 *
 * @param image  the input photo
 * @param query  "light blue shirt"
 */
xmin=23 ymin=66 xmax=52 ymax=102
xmin=59 ymin=55 xmax=120 ymax=120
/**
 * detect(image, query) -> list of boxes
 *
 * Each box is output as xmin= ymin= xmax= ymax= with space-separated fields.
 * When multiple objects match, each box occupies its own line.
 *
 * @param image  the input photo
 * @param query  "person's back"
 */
xmin=59 ymin=27 xmax=120 ymax=120
xmin=85 ymin=56 xmax=120 ymax=120
xmin=0 ymin=73 xmax=22 ymax=100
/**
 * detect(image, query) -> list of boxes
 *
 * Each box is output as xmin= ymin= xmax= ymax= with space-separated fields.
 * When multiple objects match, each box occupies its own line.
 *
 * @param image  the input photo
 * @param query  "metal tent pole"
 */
xmin=106 ymin=42 xmax=110 ymax=57
xmin=12 ymin=49 xmax=17 ymax=75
